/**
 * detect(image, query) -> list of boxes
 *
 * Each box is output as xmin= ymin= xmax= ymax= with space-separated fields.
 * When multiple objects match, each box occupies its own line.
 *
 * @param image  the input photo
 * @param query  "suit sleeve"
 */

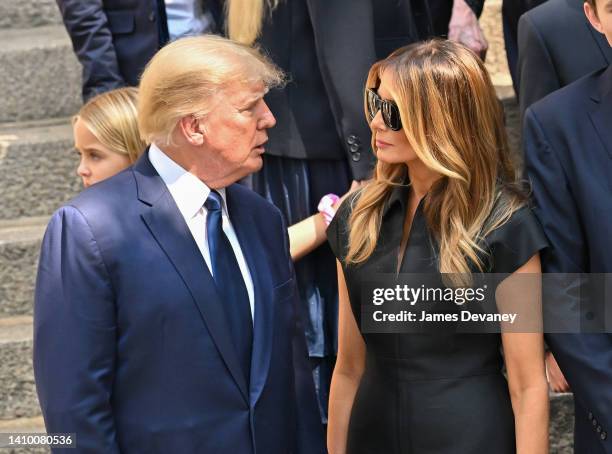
xmin=56 ymin=0 xmax=126 ymax=100
xmin=517 ymin=15 xmax=561 ymax=119
xmin=276 ymin=212 xmax=326 ymax=454
xmin=34 ymin=206 xmax=120 ymax=454
xmin=524 ymin=108 xmax=612 ymax=451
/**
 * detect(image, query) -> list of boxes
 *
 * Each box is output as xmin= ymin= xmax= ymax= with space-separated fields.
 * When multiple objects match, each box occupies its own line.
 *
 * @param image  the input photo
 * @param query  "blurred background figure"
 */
xmin=517 ymin=0 xmax=612 ymax=118
xmin=213 ymin=0 xmax=487 ymax=424
xmin=56 ymin=0 xmax=216 ymax=101
xmin=501 ymin=0 xmax=546 ymax=93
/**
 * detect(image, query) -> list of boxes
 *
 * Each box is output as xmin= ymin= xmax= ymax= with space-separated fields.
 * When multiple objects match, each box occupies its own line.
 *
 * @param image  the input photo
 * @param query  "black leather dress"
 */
xmin=327 ymin=184 xmax=548 ymax=453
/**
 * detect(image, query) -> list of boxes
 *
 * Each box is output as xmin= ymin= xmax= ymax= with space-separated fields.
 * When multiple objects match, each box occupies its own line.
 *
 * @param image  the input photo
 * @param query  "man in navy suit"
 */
xmin=518 ymin=0 xmax=612 ymax=118
xmin=34 ymin=35 xmax=324 ymax=453
xmin=524 ymin=1 xmax=612 ymax=452
xmin=56 ymin=0 xmax=218 ymax=101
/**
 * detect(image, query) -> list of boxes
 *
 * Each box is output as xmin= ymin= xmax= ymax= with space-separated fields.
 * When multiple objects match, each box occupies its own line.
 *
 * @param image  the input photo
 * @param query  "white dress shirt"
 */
xmin=148 ymin=143 xmax=255 ymax=320
xmin=164 ymin=0 xmax=213 ymax=41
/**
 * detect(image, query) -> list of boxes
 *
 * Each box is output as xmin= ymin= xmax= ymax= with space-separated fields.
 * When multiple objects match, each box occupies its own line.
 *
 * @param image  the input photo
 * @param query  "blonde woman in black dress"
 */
xmin=327 ymin=40 xmax=549 ymax=453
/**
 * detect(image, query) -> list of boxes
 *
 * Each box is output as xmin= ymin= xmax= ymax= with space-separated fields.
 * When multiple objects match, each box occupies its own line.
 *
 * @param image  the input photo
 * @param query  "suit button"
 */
xmin=593 ymin=418 xmax=598 ymax=427
xmin=149 ymin=11 xmax=156 ymax=21
xmin=347 ymin=135 xmax=358 ymax=145
xmin=588 ymin=412 xmax=594 ymax=421
xmin=602 ymin=432 xmax=608 ymax=440
xmin=597 ymin=425 xmax=602 ymax=433
xmin=351 ymin=152 xmax=361 ymax=161
xmin=350 ymin=143 xmax=360 ymax=153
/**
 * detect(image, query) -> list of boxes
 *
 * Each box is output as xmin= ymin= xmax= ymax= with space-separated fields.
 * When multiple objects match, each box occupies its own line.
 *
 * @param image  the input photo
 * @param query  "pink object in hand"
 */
xmin=318 ymin=194 xmax=340 ymax=226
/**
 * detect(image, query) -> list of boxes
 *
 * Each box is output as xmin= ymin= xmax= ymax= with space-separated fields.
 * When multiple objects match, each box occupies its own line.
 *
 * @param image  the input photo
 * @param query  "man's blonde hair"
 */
xmin=138 ymin=35 xmax=284 ymax=146
xmin=75 ymin=87 xmax=145 ymax=163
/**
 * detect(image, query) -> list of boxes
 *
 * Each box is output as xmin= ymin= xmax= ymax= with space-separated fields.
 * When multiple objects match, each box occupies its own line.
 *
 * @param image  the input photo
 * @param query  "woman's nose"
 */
xmin=370 ymin=109 xmax=387 ymax=131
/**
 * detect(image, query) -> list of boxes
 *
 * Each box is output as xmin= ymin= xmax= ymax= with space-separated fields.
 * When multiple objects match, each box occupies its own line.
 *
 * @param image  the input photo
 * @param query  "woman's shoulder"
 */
xmin=483 ymin=203 xmax=549 ymax=273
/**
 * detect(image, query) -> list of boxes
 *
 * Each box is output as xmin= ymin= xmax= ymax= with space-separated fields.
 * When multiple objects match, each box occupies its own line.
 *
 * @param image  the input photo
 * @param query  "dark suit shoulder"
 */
xmin=528 ymin=67 xmax=604 ymax=122
xmin=525 ymin=0 xmax=578 ymax=29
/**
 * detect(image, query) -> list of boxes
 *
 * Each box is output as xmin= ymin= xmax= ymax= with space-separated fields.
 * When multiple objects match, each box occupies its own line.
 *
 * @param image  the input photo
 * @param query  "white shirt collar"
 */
xmin=148 ymin=143 xmax=228 ymax=219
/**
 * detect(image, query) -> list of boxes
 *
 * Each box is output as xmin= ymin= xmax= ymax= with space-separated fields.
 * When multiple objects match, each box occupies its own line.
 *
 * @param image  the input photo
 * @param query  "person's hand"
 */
xmin=545 ymin=351 xmax=571 ymax=393
xmin=448 ymin=0 xmax=488 ymax=60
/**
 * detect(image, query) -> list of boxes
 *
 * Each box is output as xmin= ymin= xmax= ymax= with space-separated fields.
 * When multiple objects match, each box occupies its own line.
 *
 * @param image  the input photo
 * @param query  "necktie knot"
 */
xmin=205 ymin=190 xmax=223 ymax=212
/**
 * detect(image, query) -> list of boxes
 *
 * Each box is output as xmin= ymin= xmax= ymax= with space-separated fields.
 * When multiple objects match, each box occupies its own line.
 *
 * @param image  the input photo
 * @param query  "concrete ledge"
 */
xmin=550 ymin=392 xmax=574 ymax=453
xmin=0 ymin=0 xmax=62 ymax=30
xmin=0 ymin=26 xmax=81 ymax=122
xmin=0 ymin=416 xmax=48 ymax=454
xmin=0 ymin=317 xmax=40 ymax=420
xmin=0 ymin=119 xmax=82 ymax=220
xmin=0 ymin=220 xmax=47 ymax=318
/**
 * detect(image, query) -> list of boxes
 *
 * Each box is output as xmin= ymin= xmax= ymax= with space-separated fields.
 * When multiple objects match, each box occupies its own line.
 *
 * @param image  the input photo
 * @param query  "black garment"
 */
xmin=517 ymin=0 xmax=612 ymax=118
xmin=501 ymin=0 xmax=547 ymax=93
xmin=327 ymin=184 xmax=548 ymax=453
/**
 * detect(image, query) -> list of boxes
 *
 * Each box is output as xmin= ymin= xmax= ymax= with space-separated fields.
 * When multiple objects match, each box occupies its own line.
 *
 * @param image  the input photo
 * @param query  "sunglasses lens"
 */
xmin=367 ymin=89 xmax=402 ymax=130
xmin=382 ymin=103 xmax=402 ymax=131
xmin=366 ymin=90 xmax=379 ymax=121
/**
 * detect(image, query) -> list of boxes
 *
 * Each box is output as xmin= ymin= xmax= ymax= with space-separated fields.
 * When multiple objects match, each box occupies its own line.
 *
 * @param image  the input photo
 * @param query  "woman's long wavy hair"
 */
xmin=346 ymin=40 xmax=526 ymax=280
xmin=226 ymin=0 xmax=280 ymax=45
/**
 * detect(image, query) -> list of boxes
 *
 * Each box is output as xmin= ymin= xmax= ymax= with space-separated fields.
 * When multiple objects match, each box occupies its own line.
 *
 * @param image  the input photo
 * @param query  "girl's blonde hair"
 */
xmin=75 ymin=87 xmax=145 ymax=163
xmin=226 ymin=0 xmax=280 ymax=45
xmin=347 ymin=40 xmax=525 ymax=281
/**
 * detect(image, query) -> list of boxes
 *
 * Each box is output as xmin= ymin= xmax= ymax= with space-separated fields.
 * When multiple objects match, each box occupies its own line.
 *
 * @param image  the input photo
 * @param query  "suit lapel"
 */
xmin=133 ymin=153 xmax=250 ymax=403
xmin=589 ymin=66 xmax=612 ymax=160
xmin=226 ymin=185 xmax=275 ymax=406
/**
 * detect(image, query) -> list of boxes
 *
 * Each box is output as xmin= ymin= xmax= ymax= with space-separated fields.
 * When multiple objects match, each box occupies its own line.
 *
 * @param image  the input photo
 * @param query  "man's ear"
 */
xmin=178 ymin=115 xmax=205 ymax=146
xmin=585 ymin=1 xmax=604 ymax=34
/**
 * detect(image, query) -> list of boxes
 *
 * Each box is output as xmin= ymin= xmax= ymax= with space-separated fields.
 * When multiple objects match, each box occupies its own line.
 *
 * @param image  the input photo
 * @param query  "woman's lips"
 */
xmin=376 ymin=139 xmax=392 ymax=148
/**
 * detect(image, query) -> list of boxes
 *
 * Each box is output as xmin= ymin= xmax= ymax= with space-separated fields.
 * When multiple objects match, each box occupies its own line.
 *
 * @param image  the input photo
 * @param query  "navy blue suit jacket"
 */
xmin=33 ymin=152 xmax=325 ymax=453
xmin=56 ymin=0 xmax=171 ymax=101
xmin=524 ymin=66 xmax=612 ymax=453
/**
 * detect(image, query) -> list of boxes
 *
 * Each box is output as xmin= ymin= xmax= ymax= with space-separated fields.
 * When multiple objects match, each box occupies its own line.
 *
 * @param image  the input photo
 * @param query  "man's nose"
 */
xmin=258 ymin=101 xmax=276 ymax=129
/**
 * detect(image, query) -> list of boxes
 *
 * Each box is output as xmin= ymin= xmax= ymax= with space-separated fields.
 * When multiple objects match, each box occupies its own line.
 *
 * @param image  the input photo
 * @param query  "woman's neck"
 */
xmin=406 ymin=161 xmax=439 ymax=200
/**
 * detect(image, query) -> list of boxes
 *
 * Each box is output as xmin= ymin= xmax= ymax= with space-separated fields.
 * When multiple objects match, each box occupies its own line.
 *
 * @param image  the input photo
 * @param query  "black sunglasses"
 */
xmin=366 ymin=88 xmax=403 ymax=131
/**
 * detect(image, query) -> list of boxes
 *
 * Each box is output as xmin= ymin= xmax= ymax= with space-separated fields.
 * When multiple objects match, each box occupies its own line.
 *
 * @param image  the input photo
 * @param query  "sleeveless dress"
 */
xmin=326 ymin=184 xmax=549 ymax=453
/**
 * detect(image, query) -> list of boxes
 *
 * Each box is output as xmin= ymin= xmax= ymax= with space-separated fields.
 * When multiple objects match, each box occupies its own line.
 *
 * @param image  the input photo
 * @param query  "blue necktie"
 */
xmin=205 ymin=190 xmax=253 ymax=384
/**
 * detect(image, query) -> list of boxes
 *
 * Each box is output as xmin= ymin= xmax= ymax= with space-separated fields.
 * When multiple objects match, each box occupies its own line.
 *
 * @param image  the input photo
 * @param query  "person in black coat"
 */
xmin=56 ymin=0 xmax=216 ymax=101
xmin=523 ymin=1 xmax=612 ymax=452
xmin=518 ymin=0 xmax=612 ymax=117
xmin=502 ymin=0 xmax=547 ymax=92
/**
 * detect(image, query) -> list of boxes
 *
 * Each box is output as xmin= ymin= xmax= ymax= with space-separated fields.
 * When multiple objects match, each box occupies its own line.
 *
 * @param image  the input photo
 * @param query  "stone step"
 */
xmin=0 ymin=317 xmax=40 ymax=421
xmin=0 ymin=217 xmax=48 ymax=318
xmin=0 ymin=118 xmax=82 ymax=221
xmin=0 ymin=26 xmax=81 ymax=123
xmin=0 ymin=416 xmax=49 ymax=454
xmin=550 ymin=392 xmax=574 ymax=453
xmin=0 ymin=0 xmax=62 ymax=30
